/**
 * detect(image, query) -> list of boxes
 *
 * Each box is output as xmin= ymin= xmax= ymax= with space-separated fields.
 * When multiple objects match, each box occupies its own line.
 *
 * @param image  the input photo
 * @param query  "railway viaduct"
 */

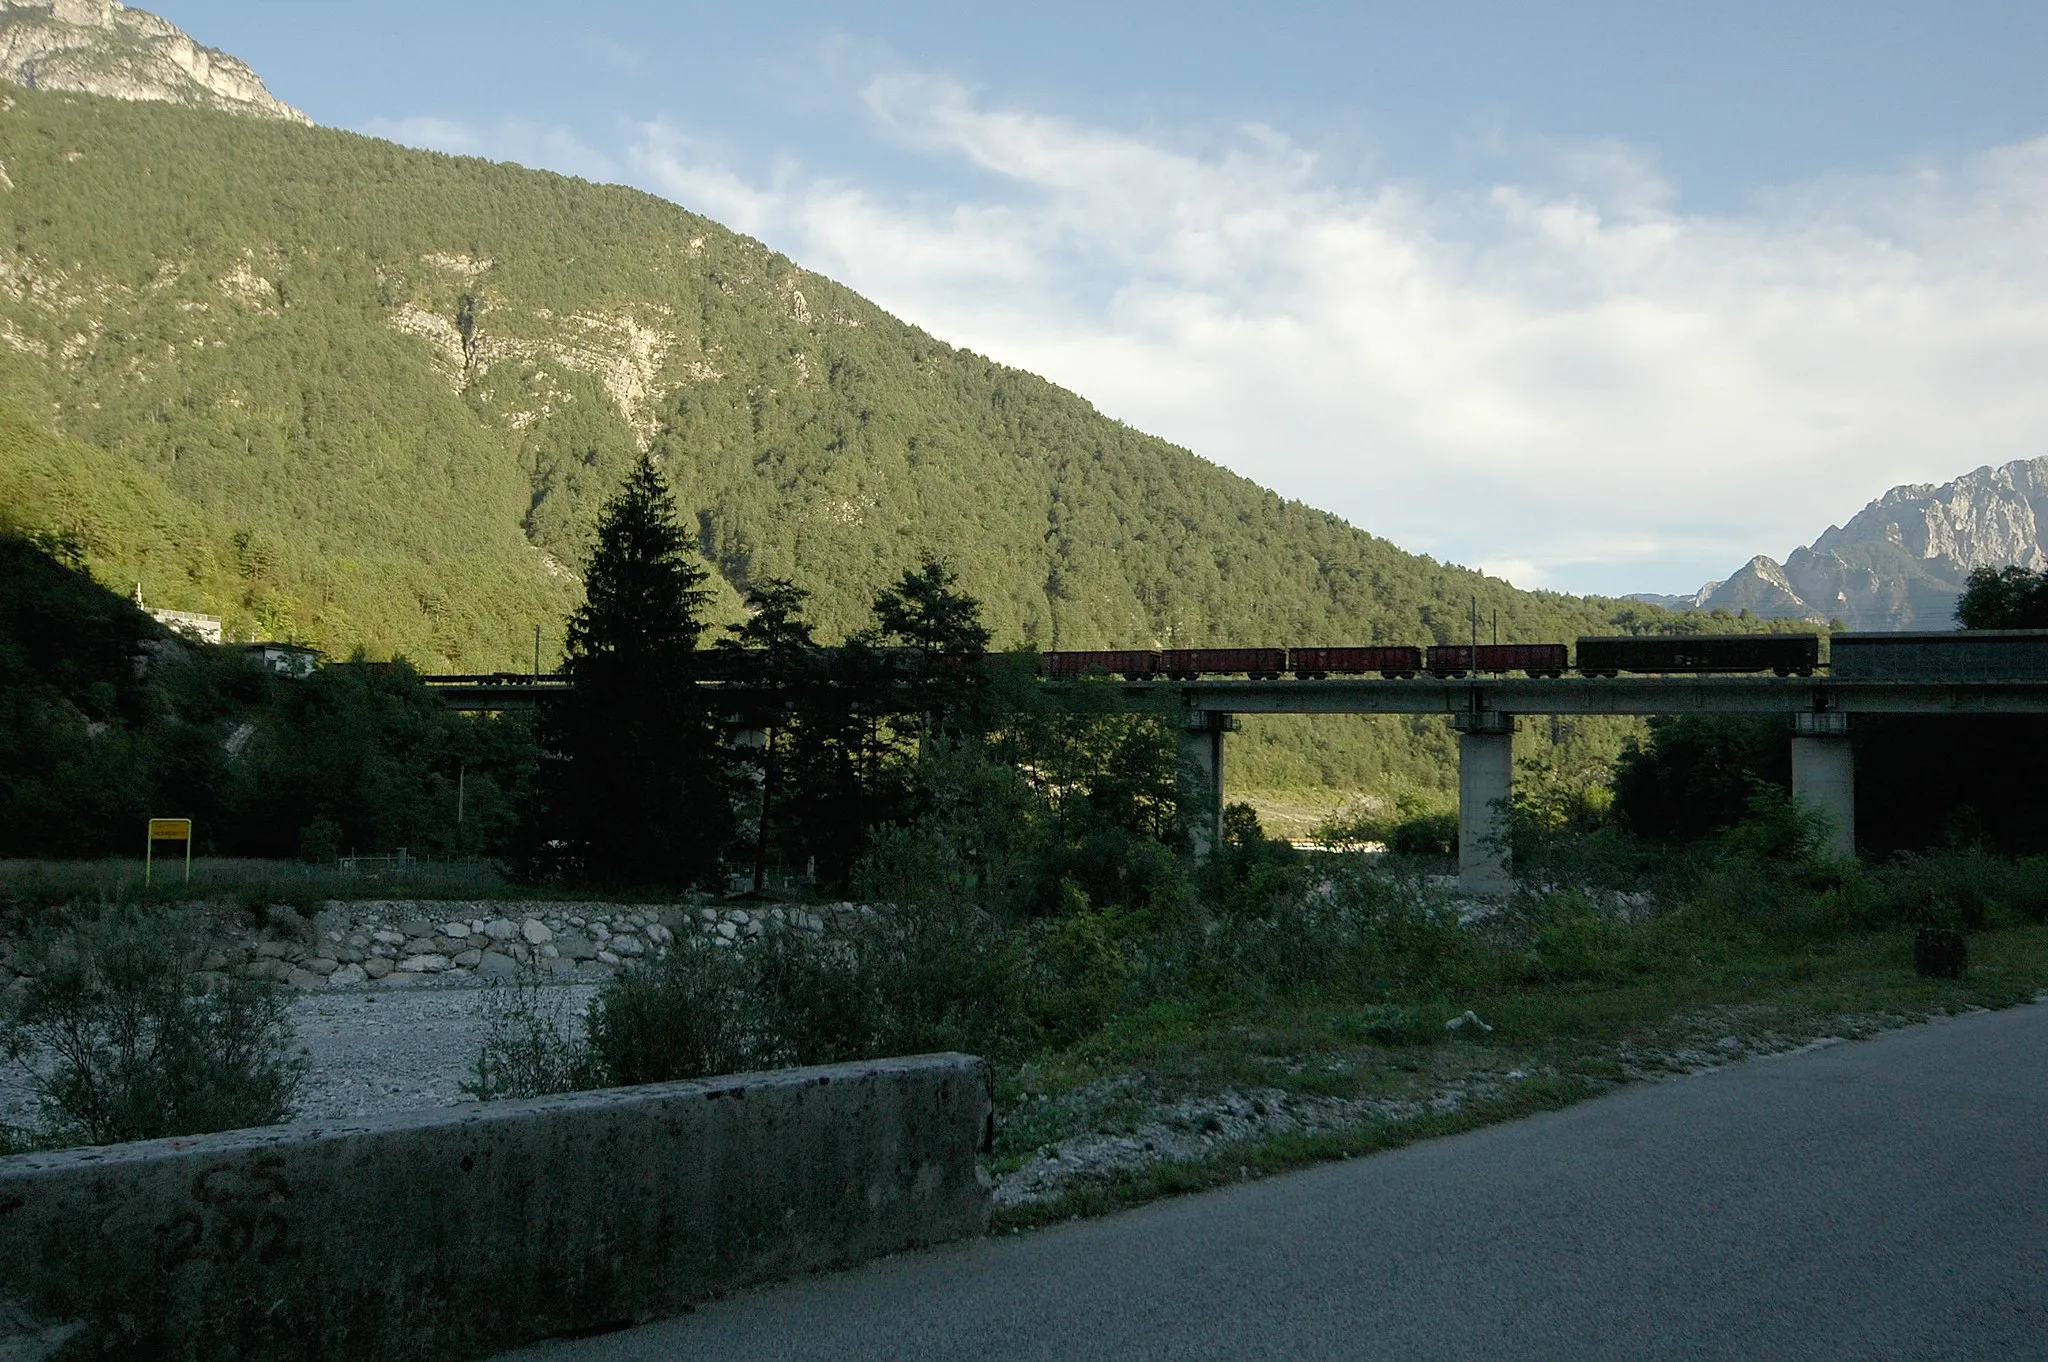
xmin=424 ymin=669 xmax=2048 ymax=894
xmin=1171 ymin=674 xmax=2048 ymax=890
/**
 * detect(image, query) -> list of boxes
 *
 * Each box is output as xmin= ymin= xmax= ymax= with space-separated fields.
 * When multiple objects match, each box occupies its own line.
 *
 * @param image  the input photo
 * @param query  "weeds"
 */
xmin=0 ymin=906 xmax=304 ymax=1147
xmin=463 ymin=961 xmax=592 ymax=1100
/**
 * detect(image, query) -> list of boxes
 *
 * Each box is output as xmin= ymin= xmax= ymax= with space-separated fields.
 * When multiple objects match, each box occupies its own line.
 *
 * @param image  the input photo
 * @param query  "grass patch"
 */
xmin=988 ymin=922 xmax=2048 ymax=1225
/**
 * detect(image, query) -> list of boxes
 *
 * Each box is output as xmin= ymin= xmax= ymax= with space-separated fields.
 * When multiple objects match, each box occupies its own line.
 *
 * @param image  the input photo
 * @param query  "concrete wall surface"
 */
xmin=0 ymin=1053 xmax=994 ymax=1361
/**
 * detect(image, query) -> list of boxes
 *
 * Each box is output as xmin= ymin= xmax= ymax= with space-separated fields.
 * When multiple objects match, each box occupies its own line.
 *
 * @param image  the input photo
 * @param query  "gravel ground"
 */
xmin=285 ymin=981 xmax=600 ymax=1121
xmin=1 ymin=979 xmax=599 ymax=1133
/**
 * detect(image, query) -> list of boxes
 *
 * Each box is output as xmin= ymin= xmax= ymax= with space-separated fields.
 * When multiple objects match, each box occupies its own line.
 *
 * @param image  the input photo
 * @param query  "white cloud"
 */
xmin=366 ymin=83 xmax=2048 ymax=596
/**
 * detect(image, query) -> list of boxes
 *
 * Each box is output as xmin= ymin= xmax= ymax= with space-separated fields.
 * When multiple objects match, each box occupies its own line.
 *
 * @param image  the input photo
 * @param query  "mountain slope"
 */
xmin=1645 ymin=458 xmax=2048 ymax=630
xmin=0 ymin=85 xmax=1671 ymax=802
xmin=0 ymin=0 xmax=306 ymax=122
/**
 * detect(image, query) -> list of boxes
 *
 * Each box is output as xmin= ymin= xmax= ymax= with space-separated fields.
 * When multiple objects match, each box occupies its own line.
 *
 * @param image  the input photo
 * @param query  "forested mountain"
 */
xmin=0 ymin=83 xmax=1680 ymax=804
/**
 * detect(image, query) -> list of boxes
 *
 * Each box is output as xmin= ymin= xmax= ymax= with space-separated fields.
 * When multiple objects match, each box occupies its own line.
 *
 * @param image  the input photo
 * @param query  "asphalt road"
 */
xmin=501 ymin=1004 xmax=2048 ymax=1361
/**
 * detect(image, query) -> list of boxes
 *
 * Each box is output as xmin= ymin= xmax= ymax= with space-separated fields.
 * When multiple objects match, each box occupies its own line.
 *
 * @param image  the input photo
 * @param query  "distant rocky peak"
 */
xmin=0 ymin=0 xmax=308 ymax=123
xmin=1811 ymin=457 xmax=2048 ymax=574
xmin=1677 ymin=454 xmax=2048 ymax=631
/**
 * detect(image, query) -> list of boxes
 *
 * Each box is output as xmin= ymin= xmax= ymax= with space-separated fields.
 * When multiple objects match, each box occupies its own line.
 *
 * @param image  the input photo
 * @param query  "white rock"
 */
xmin=569 ymin=916 xmax=585 ymax=927
xmin=371 ymin=929 xmax=405 ymax=946
xmin=478 ymin=951 xmax=519 ymax=979
xmin=591 ymin=922 xmax=611 ymax=941
xmin=698 ymin=907 xmax=718 ymax=923
xmin=521 ymin=919 xmax=552 ymax=945
xmin=729 ymin=910 xmax=750 ymax=925
xmin=453 ymin=949 xmax=482 ymax=967
xmin=440 ymin=922 xmax=468 ymax=939
xmin=597 ymin=950 xmax=620 ymax=965
xmin=715 ymin=921 xmax=738 ymax=940
xmin=646 ymin=924 xmax=673 ymax=947
xmin=469 ymin=919 xmax=486 ymax=935
xmin=612 ymin=935 xmax=644 ymax=956
xmin=328 ymin=963 xmax=367 ymax=987
xmin=541 ymin=944 xmax=559 ymax=960
xmin=483 ymin=918 xmax=518 ymax=941
xmin=743 ymin=920 xmax=763 ymax=937
xmin=397 ymin=954 xmax=449 ymax=973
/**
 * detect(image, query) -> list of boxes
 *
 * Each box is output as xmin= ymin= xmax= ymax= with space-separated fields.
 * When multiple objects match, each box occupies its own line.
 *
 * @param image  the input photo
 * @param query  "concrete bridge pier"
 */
xmin=1453 ymin=711 xmax=1517 ymax=894
xmin=1791 ymin=711 xmax=1855 ymax=860
xmin=1181 ymin=711 xmax=1237 ymax=860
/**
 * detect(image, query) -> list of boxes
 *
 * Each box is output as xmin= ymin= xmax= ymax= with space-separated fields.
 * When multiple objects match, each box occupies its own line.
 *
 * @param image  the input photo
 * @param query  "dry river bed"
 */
xmin=0 ymin=980 xmax=599 ymax=1132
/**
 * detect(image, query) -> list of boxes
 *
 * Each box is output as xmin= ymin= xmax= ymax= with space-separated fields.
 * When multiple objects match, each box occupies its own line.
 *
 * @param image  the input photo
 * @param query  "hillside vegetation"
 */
xmin=0 ymin=87 xmax=1715 ymax=801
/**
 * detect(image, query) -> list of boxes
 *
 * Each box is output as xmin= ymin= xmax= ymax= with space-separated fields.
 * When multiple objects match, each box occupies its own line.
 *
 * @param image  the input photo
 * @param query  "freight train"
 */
xmin=1042 ymin=632 xmax=1853 ymax=680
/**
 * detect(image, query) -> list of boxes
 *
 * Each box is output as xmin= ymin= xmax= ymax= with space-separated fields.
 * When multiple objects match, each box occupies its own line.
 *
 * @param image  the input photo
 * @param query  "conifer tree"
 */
xmin=536 ymin=454 xmax=733 ymax=887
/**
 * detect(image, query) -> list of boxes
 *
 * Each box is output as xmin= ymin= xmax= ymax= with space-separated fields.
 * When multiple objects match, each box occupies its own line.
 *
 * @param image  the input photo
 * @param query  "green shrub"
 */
xmin=584 ymin=937 xmax=759 ymax=1086
xmin=749 ymin=928 xmax=885 ymax=1066
xmin=1522 ymin=889 xmax=1628 ymax=984
xmin=1027 ymin=908 xmax=1139 ymax=1042
xmin=0 ymin=907 xmax=304 ymax=1146
xmin=464 ymin=962 xmax=592 ymax=1099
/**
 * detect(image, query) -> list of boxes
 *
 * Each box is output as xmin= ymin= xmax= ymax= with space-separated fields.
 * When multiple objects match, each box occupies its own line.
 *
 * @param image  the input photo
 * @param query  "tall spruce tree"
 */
xmin=872 ymin=552 xmax=994 ymax=742
xmin=537 ymin=454 xmax=734 ymax=887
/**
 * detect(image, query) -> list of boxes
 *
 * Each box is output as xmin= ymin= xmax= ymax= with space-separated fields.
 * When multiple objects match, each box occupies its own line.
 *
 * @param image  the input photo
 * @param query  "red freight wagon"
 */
xmin=1159 ymin=648 xmax=1290 ymax=679
xmin=1288 ymin=646 xmax=1424 ymax=679
xmin=1426 ymin=643 xmax=1570 ymax=678
xmin=1043 ymin=650 xmax=1162 ymax=680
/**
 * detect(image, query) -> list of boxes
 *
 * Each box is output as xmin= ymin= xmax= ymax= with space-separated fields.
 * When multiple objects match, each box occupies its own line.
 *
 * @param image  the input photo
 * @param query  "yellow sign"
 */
xmin=145 ymin=817 xmax=193 ymax=886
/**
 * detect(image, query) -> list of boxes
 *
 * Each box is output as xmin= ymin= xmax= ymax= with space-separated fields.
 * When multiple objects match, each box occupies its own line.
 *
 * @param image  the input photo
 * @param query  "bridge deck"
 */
xmin=422 ymin=673 xmax=2048 ymax=716
xmin=1155 ymin=676 xmax=2048 ymax=716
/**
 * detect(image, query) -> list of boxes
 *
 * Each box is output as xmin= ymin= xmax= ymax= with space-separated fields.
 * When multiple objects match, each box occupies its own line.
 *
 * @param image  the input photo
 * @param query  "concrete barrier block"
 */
xmin=0 ymin=1052 xmax=993 ymax=1360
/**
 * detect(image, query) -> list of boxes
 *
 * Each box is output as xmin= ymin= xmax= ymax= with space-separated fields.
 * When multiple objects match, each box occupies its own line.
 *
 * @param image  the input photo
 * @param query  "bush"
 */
xmin=464 ymin=961 xmax=592 ymax=1099
xmin=1197 ymin=864 xmax=1471 ymax=1001
xmin=1521 ymin=889 xmax=1629 ymax=984
xmin=0 ymin=907 xmax=304 ymax=1146
xmin=584 ymin=937 xmax=760 ymax=1086
xmin=1315 ymin=796 xmax=1457 ymax=858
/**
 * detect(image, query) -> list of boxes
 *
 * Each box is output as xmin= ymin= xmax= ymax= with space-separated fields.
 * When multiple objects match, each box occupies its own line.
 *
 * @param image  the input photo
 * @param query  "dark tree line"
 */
xmin=0 ymin=529 xmax=532 ymax=861
xmin=523 ymin=453 xmax=1187 ymax=904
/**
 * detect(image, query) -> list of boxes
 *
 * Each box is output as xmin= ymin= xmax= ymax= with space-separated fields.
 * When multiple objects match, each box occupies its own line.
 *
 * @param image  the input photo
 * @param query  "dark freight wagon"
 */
xmin=1043 ymin=650 xmax=1162 ymax=680
xmin=1830 ymin=630 xmax=2048 ymax=682
xmin=1159 ymin=648 xmax=1290 ymax=679
xmin=1288 ymin=646 xmax=1424 ymax=679
xmin=1574 ymin=633 xmax=1819 ymax=677
xmin=1425 ymin=643 xmax=1570 ymax=678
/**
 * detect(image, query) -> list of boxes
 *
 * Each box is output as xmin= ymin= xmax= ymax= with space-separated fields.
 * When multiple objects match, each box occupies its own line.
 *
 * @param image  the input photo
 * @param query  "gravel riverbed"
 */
xmin=2 ymin=980 xmax=599 ymax=1132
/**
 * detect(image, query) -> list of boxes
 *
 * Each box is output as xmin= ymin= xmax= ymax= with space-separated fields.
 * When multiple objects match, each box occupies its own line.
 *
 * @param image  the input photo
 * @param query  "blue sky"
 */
xmin=154 ymin=2 xmax=2048 ymax=596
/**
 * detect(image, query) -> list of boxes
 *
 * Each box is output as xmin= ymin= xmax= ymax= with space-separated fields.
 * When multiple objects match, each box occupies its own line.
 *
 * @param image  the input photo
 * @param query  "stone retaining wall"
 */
xmin=0 ymin=1053 xmax=993 ymax=1360
xmin=0 ymin=899 xmax=885 ymax=998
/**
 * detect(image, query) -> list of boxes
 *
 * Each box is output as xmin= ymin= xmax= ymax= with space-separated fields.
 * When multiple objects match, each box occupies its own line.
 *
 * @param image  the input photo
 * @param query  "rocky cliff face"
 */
xmin=0 ymin=0 xmax=306 ymax=123
xmin=1654 ymin=457 xmax=2048 ymax=630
